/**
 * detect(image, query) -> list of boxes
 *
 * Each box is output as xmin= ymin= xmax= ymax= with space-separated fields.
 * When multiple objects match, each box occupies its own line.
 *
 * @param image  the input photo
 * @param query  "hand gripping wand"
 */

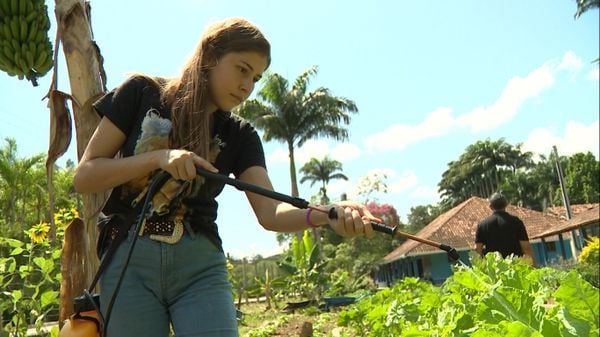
xmin=196 ymin=168 xmax=460 ymax=261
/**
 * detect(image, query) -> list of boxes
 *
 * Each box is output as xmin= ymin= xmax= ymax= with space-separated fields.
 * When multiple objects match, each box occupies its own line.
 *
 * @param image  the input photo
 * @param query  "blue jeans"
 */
xmin=99 ymin=229 xmax=238 ymax=337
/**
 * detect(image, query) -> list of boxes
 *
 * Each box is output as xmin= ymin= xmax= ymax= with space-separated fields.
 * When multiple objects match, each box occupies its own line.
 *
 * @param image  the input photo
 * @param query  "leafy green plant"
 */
xmin=338 ymin=253 xmax=599 ymax=337
xmin=246 ymin=314 xmax=290 ymax=337
xmin=278 ymin=230 xmax=328 ymax=302
xmin=0 ymin=208 xmax=76 ymax=336
xmin=578 ymin=236 xmax=599 ymax=287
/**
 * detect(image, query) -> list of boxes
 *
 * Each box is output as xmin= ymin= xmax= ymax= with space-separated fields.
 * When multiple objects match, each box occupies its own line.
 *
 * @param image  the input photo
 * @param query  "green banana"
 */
xmin=24 ymin=9 xmax=36 ymax=22
xmin=34 ymin=53 xmax=50 ymax=74
xmin=18 ymin=0 xmax=26 ymax=16
xmin=0 ymin=0 xmax=6 ymax=17
xmin=1 ymin=0 xmax=11 ymax=16
xmin=34 ymin=28 xmax=44 ymax=42
xmin=39 ymin=11 xmax=48 ymax=30
xmin=27 ymin=40 xmax=35 ymax=55
xmin=19 ymin=16 xmax=27 ymax=41
xmin=0 ymin=24 xmax=6 ymax=39
xmin=10 ymin=0 xmax=17 ymax=15
xmin=26 ymin=19 xmax=36 ymax=40
xmin=3 ymin=44 xmax=13 ymax=60
xmin=0 ymin=49 xmax=15 ymax=69
xmin=32 ymin=47 xmax=45 ymax=68
xmin=2 ymin=23 xmax=10 ymax=39
xmin=14 ymin=50 xmax=25 ymax=74
xmin=10 ymin=38 xmax=19 ymax=52
xmin=24 ymin=49 xmax=33 ymax=68
xmin=10 ymin=16 xmax=19 ymax=40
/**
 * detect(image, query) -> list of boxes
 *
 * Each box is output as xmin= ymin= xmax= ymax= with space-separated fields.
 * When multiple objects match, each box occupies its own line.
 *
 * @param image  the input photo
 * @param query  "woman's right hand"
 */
xmin=158 ymin=149 xmax=218 ymax=181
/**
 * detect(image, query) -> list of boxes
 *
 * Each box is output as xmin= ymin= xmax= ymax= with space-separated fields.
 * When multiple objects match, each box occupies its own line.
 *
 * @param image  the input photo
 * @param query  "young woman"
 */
xmin=74 ymin=17 xmax=377 ymax=337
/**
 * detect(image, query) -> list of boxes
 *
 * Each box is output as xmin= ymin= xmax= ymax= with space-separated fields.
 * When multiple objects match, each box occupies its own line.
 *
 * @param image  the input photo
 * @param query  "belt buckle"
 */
xmin=140 ymin=219 xmax=185 ymax=244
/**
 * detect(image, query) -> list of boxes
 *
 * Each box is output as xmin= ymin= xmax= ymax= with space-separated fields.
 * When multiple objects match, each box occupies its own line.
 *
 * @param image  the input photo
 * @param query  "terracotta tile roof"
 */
xmin=532 ymin=204 xmax=600 ymax=239
xmin=382 ymin=196 xmax=565 ymax=263
xmin=544 ymin=203 xmax=599 ymax=220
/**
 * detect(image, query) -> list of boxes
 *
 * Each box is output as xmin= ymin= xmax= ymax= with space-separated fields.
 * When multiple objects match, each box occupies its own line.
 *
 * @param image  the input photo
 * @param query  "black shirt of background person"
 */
xmin=475 ymin=210 xmax=529 ymax=257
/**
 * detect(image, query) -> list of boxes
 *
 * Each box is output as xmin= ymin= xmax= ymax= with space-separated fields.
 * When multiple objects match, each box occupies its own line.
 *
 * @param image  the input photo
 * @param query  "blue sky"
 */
xmin=1 ymin=0 xmax=598 ymax=258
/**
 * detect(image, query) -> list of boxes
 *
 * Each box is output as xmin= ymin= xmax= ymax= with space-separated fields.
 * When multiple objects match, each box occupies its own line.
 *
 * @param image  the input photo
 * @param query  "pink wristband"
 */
xmin=306 ymin=208 xmax=319 ymax=228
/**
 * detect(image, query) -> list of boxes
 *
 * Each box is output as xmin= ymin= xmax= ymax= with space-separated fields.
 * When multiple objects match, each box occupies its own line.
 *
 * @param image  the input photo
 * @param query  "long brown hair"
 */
xmin=162 ymin=17 xmax=271 ymax=157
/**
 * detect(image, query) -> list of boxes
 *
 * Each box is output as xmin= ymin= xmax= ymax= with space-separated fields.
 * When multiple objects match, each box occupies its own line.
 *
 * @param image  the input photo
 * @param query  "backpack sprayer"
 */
xmin=59 ymin=168 xmax=459 ymax=337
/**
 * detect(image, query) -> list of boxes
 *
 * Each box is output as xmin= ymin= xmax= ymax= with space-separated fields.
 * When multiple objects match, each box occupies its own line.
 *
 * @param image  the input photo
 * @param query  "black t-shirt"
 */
xmin=92 ymin=76 xmax=266 ymax=249
xmin=475 ymin=210 xmax=529 ymax=257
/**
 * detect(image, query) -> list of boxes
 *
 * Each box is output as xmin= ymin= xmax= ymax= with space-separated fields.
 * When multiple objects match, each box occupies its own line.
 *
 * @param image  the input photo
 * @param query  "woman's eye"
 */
xmin=238 ymin=66 xmax=248 ymax=74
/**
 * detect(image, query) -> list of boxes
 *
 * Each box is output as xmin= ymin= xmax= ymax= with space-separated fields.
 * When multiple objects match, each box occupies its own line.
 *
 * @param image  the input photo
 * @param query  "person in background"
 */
xmin=73 ymin=17 xmax=378 ymax=337
xmin=475 ymin=192 xmax=535 ymax=266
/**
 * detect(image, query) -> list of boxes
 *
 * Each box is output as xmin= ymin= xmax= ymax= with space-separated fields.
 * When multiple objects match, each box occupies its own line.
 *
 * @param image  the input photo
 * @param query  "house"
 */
xmin=375 ymin=197 xmax=598 ymax=285
xmin=532 ymin=203 xmax=600 ymax=260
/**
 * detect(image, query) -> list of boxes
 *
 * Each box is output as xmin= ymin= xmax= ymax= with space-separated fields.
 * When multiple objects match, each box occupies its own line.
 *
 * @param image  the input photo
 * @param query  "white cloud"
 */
xmin=327 ymin=179 xmax=352 ymax=197
xmin=225 ymin=242 xmax=284 ymax=260
xmin=331 ymin=143 xmax=362 ymax=161
xmin=364 ymin=107 xmax=455 ymax=152
xmin=388 ymin=170 xmax=418 ymax=194
xmin=266 ymin=140 xmax=361 ymax=165
xmin=266 ymin=147 xmax=289 ymax=163
xmin=457 ymin=64 xmax=555 ymax=132
xmin=557 ymin=50 xmax=583 ymax=73
xmin=589 ymin=67 xmax=599 ymax=81
xmin=523 ymin=120 xmax=600 ymax=159
xmin=410 ymin=185 xmax=440 ymax=201
xmin=364 ymin=52 xmax=582 ymax=154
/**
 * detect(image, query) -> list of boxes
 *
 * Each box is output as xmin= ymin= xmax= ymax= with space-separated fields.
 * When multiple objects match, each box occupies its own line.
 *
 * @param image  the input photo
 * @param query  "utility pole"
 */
xmin=553 ymin=145 xmax=579 ymax=258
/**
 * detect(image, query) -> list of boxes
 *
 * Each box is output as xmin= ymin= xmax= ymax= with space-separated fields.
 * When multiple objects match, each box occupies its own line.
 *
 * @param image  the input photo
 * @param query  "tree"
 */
xmin=299 ymin=156 xmax=348 ymax=204
xmin=0 ymin=138 xmax=44 ymax=234
xmin=236 ymin=66 xmax=357 ymax=198
xmin=406 ymin=204 xmax=441 ymax=234
xmin=563 ymin=152 xmax=600 ymax=204
xmin=438 ymin=138 xmax=533 ymax=206
xmin=51 ymin=0 xmax=108 ymax=321
xmin=574 ymin=0 xmax=599 ymax=19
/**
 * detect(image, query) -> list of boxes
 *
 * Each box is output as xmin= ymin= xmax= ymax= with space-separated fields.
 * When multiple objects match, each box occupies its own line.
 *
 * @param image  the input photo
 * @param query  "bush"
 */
xmin=0 ymin=208 xmax=77 ymax=336
xmin=578 ymin=236 xmax=599 ymax=288
xmin=338 ymin=253 xmax=600 ymax=337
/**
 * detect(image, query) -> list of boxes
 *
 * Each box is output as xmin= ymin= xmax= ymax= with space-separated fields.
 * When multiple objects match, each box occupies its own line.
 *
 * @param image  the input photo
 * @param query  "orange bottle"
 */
xmin=59 ymin=295 xmax=101 ymax=337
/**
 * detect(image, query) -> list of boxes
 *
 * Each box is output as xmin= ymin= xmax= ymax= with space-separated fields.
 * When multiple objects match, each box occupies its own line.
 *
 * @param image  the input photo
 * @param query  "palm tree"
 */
xmin=438 ymin=138 xmax=533 ymax=206
xmin=236 ymin=66 xmax=357 ymax=198
xmin=299 ymin=156 xmax=348 ymax=204
xmin=0 ymin=138 xmax=44 ymax=233
xmin=574 ymin=0 xmax=599 ymax=18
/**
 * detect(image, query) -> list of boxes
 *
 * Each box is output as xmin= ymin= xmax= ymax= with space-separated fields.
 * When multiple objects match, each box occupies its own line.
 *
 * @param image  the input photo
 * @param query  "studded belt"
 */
xmin=138 ymin=218 xmax=184 ymax=244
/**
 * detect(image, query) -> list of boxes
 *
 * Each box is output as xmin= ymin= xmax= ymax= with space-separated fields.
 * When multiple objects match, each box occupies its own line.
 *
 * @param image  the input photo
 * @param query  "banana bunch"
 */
xmin=0 ymin=0 xmax=53 ymax=86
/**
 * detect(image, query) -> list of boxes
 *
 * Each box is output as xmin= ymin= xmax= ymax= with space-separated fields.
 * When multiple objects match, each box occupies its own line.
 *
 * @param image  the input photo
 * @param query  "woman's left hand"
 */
xmin=325 ymin=201 xmax=381 ymax=238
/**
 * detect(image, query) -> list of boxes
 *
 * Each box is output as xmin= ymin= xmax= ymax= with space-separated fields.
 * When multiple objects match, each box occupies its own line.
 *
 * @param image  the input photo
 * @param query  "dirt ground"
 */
xmin=238 ymin=300 xmax=348 ymax=337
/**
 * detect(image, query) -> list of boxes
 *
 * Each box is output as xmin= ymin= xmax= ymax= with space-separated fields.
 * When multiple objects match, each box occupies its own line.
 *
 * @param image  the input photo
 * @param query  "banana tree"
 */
xmin=278 ymin=230 xmax=328 ymax=302
xmin=51 ymin=0 xmax=108 ymax=322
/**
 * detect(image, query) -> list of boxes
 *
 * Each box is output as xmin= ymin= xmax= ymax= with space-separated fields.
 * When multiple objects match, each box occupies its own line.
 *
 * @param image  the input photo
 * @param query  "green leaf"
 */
xmin=40 ymin=290 xmax=58 ymax=308
xmin=453 ymin=269 xmax=485 ymax=290
xmin=12 ymin=290 xmax=22 ymax=302
xmin=500 ymin=321 xmax=544 ymax=337
xmin=0 ymin=237 xmax=25 ymax=248
xmin=33 ymin=256 xmax=46 ymax=269
xmin=554 ymin=270 xmax=599 ymax=335
xmin=5 ymin=257 xmax=16 ymax=273
xmin=10 ymin=247 xmax=24 ymax=256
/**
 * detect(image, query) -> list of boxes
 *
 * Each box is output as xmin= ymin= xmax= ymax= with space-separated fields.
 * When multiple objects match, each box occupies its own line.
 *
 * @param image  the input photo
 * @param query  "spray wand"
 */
xmin=196 ymin=168 xmax=460 ymax=261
